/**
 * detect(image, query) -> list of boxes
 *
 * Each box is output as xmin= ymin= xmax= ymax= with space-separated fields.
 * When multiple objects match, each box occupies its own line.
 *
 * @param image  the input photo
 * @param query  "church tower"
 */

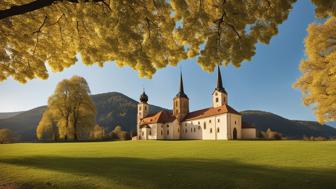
xmin=137 ymin=90 xmax=149 ymax=139
xmin=212 ymin=66 xmax=228 ymax=107
xmin=173 ymin=73 xmax=189 ymax=121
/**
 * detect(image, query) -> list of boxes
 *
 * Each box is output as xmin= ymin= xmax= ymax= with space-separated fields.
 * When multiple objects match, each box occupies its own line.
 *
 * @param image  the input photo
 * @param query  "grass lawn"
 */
xmin=0 ymin=141 xmax=336 ymax=189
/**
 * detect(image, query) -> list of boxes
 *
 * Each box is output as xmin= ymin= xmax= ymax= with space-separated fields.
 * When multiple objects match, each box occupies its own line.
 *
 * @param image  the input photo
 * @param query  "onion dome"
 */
xmin=140 ymin=91 xmax=148 ymax=103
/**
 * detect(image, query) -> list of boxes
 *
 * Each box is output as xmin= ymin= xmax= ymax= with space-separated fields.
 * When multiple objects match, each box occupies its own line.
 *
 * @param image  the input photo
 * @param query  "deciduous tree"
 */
xmin=294 ymin=17 xmax=336 ymax=123
xmin=37 ymin=76 xmax=96 ymax=141
xmin=0 ymin=128 xmax=13 ymax=144
xmin=0 ymin=0 xmax=296 ymax=83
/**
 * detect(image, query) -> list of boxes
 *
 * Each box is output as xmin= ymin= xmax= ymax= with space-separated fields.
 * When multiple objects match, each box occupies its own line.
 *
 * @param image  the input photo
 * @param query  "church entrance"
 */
xmin=233 ymin=128 xmax=237 ymax=140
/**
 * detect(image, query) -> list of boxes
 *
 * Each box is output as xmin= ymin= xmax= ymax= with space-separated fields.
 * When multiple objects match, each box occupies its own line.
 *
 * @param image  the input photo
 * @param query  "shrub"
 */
xmin=0 ymin=129 xmax=13 ymax=144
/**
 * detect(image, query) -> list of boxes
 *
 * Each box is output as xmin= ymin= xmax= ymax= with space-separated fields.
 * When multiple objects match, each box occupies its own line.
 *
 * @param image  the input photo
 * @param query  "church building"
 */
xmin=136 ymin=67 xmax=257 ymax=140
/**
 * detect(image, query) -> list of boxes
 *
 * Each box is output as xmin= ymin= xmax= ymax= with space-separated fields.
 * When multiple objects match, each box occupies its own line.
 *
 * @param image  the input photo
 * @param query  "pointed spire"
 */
xmin=176 ymin=71 xmax=188 ymax=98
xmin=215 ymin=66 xmax=227 ymax=94
xmin=179 ymin=72 xmax=184 ymax=94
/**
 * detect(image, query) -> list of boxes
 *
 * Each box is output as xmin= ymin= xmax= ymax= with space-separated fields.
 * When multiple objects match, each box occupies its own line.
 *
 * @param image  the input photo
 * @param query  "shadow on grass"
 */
xmin=0 ymin=156 xmax=335 ymax=189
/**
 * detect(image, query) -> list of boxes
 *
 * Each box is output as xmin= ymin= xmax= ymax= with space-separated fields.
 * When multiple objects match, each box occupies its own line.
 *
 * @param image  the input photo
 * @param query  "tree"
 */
xmin=294 ymin=17 xmax=336 ymax=123
xmin=110 ymin=125 xmax=130 ymax=140
xmin=0 ymin=128 xmax=13 ymax=144
xmin=36 ymin=111 xmax=58 ymax=141
xmin=0 ymin=0 xmax=296 ymax=83
xmin=36 ymin=76 xmax=96 ymax=141
xmin=260 ymin=128 xmax=282 ymax=140
xmin=91 ymin=124 xmax=105 ymax=140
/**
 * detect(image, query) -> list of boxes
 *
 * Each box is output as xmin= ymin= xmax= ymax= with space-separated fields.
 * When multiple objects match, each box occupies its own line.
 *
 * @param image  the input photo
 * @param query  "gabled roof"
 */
xmin=183 ymin=104 xmax=240 ymax=121
xmin=140 ymin=110 xmax=176 ymax=126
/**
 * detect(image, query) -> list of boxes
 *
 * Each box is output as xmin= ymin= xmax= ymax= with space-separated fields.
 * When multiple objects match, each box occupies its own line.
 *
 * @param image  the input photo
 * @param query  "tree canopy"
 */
xmin=0 ymin=0 xmax=297 ymax=83
xmin=294 ymin=17 xmax=336 ymax=123
xmin=36 ymin=76 xmax=96 ymax=141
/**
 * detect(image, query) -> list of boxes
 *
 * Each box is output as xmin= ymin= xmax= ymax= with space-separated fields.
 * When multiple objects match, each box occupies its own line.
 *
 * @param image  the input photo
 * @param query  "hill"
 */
xmin=0 ymin=112 xmax=22 ymax=119
xmin=242 ymin=110 xmax=336 ymax=139
xmin=0 ymin=92 xmax=164 ymax=141
xmin=1 ymin=92 xmax=336 ymax=141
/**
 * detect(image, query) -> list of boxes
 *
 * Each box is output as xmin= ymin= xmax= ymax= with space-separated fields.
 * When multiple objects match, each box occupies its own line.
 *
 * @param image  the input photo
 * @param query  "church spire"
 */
xmin=215 ymin=66 xmax=227 ymax=94
xmin=176 ymin=72 xmax=188 ymax=98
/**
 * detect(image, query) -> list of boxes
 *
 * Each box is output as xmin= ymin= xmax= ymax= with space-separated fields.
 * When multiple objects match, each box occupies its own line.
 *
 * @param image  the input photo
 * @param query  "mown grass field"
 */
xmin=0 ymin=141 xmax=335 ymax=189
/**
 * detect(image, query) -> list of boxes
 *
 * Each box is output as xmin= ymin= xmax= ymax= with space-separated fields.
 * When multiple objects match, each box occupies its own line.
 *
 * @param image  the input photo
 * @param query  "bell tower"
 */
xmin=173 ymin=72 xmax=189 ymax=121
xmin=212 ymin=66 xmax=228 ymax=107
xmin=137 ymin=89 xmax=149 ymax=139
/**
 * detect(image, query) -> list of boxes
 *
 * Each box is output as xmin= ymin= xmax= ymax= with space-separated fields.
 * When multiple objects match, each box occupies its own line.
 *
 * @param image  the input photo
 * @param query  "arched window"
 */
xmin=218 ymin=119 xmax=220 ymax=123
xmin=203 ymin=122 xmax=206 ymax=130
xmin=194 ymin=128 xmax=196 ymax=132
xmin=209 ymin=120 xmax=212 ymax=123
xmin=167 ymin=130 xmax=169 ymax=135
xmin=217 ymin=128 xmax=220 ymax=133
xmin=210 ymin=128 xmax=212 ymax=133
xmin=216 ymin=98 xmax=218 ymax=102
xmin=149 ymin=130 xmax=151 ymax=135
xmin=185 ymin=129 xmax=187 ymax=133
xmin=161 ymin=130 xmax=163 ymax=136
xmin=139 ymin=107 xmax=142 ymax=110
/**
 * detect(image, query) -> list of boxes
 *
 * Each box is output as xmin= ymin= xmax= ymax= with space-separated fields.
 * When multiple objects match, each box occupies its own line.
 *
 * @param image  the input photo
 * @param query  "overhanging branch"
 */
xmin=0 ymin=0 xmax=109 ymax=20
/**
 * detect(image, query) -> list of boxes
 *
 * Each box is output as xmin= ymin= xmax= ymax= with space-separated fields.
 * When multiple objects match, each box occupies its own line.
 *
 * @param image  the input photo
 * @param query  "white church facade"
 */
xmin=136 ymin=67 xmax=257 ymax=140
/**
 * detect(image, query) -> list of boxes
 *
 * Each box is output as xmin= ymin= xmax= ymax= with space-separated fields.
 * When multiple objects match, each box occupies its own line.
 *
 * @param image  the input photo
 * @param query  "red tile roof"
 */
xmin=140 ymin=104 xmax=240 ymax=125
xmin=183 ymin=104 xmax=240 ymax=121
xmin=140 ymin=110 xmax=176 ymax=125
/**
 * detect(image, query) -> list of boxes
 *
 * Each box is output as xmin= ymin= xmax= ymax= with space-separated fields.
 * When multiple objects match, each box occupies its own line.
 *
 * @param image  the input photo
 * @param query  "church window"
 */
xmin=210 ymin=128 xmax=213 ymax=133
xmin=194 ymin=128 xmax=196 ymax=132
xmin=167 ymin=124 xmax=169 ymax=127
xmin=142 ymin=132 xmax=144 ymax=136
xmin=209 ymin=120 xmax=212 ymax=123
xmin=216 ymin=98 xmax=218 ymax=102
xmin=198 ymin=121 xmax=200 ymax=125
xmin=139 ymin=112 xmax=141 ymax=116
xmin=149 ymin=130 xmax=151 ymax=135
xmin=191 ymin=128 xmax=192 ymax=132
xmin=185 ymin=123 xmax=187 ymax=126
xmin=185 ymin=129 xmax=187 ymax=133
xmin=198 ymin=126 xmax=201 ymax=130
xmin=178 ymin=128 xmax=180 ymax=133
xmin=215 ymin=92 xmax=218 ymax=96
xmin=161 ymin=130 xmax=163 ymax=136
xmin=203 ymin=122 xmax=206 ymax=130
xmin=218 ymin=119 xmax=220 ymax=123
xmin=139 ymin=107 xmax=142 ymax=110
xmin=167 ymin=130 xmax=169 ymax=135
xmin=144 ymin=106 xmax=147 ymax=110
xmin=217 ymin=128 xmax=220 ymax=133
xmin=235 ymin=121 xmax=237 ymax=125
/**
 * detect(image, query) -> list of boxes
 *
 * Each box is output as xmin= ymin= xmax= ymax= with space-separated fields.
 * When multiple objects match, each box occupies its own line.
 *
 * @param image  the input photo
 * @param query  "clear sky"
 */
xmin=0 ymin=1 xmax=321 ymax=121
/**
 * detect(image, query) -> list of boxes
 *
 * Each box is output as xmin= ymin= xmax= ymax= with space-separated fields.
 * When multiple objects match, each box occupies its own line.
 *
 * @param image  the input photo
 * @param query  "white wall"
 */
xmin=227 ymin=113 xmax=242 ymax=139
xmin=181 ymin=114 xmax=229 ymax=140
xmin=242 ymin=128 xmax=257 ymax=139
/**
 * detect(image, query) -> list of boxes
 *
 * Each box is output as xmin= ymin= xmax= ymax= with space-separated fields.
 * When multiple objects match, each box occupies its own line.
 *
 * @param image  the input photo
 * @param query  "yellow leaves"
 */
xmin=0 ymin=0 xmax=297 ymax=83
xmin=295 ymin=17 xmax=336 ymax=123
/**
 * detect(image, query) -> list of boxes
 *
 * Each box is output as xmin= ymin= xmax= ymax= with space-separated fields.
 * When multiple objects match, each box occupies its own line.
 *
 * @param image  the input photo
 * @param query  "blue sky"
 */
xmin=0 ymin=1 xmax=321 ymax=121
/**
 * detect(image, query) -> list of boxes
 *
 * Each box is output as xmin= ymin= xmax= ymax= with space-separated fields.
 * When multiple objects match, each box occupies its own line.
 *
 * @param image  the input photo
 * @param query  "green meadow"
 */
xmin=0 ymin=141 xmax=335 ymax=189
